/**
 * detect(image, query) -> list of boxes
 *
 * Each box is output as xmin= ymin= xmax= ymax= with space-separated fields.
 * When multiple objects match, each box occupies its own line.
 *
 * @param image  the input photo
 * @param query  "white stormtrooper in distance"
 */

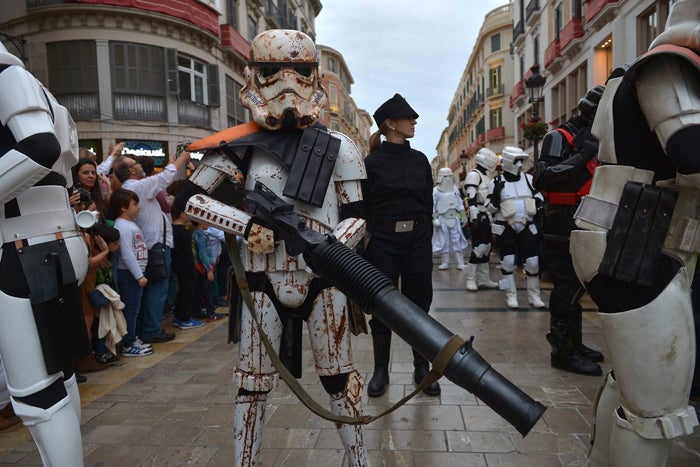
xmin=432 ymin=167 xmax=468 ymax=270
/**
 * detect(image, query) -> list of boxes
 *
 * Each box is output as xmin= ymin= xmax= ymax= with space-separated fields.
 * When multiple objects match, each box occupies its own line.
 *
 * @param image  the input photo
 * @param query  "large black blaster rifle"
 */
xmin=244 ymin=182 xmax=546 ymax=436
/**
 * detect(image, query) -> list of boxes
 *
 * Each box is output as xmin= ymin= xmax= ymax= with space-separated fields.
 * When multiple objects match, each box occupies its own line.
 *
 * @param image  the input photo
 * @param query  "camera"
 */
xmin=73 ymin=183 xmax=92 ymax=203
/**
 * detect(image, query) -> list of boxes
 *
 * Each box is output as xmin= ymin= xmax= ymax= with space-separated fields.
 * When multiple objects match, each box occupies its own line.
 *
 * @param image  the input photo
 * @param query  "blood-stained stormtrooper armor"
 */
xmin=535 ymin=86 xmax=605 ymax=377
xmin=175 ymin=30 xmax=369 ymax=466
xmin=464 ymin=148 xmax=499 ymax=290
xmin=432 ymin=167 xmax=468 ymax=270
xmin=487 ymin=146 xmax=545 ymax=309
xmin=569 ymin=1 xmax=700 ymax=464
xmin=0 ymin=43 xmax=89 ymax=465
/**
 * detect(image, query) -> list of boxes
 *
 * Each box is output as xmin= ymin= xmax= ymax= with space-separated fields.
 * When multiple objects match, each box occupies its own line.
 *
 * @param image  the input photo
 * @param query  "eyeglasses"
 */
xmin=127 ymin=160 xmax=141 ymax=168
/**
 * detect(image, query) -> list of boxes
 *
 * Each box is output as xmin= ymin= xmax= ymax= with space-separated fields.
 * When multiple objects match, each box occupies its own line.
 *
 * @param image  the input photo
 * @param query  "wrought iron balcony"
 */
xmin=113 ymin=94 xmax=166 ymax=121
xmin=525 ymin=0 xmax=540 ymax=21
xmin=560 ymin=17 xmax=584 ymax=51
xmin=56 ymin=93 xmax=100 ymax=121
xmin=178 ymin=99 xmax=210 ymax=128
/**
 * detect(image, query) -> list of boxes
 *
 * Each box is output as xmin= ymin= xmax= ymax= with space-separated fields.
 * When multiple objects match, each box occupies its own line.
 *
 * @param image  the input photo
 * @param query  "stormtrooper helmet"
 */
xmin=474 ymin=148 xmax=499 ymax=174
xmin=500 ymin=146 xmax=528 ymax=176
xmin=0 ymin=42 xmax=24 ymax=67
xmin=436 ymin=167 xmax=455 ymax=191
xmin=649 ymin=0 xmax=700 ymax=53
xmin=240 ymin=29 xmax=327 ymax=130
xmin=577 ymin=85 xmax=605 ymax=123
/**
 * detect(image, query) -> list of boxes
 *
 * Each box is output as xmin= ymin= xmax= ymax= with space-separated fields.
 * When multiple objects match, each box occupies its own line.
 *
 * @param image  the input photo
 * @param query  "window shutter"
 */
xmin=207 ymin=64 xmax=220 ymax=107
xmin=166 ymin=48 xmax=179 ymax=95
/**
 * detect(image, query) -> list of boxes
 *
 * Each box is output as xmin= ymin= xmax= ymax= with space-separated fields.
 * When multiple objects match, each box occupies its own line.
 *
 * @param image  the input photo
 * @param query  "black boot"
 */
xmin=547 ymin=321 xmax=602 ymax=376
xmin=571 ymin=309 xmax=604 ymax=363
xmin=413 ymin=350 xmax=440 ymax=396
xmin=367 ymin=334 xmax=391 ymax=397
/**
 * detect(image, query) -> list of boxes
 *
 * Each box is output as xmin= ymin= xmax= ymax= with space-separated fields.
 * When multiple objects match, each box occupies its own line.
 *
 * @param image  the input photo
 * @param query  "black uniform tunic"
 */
xmin=361 ymin=141 xmax=434 ymax=335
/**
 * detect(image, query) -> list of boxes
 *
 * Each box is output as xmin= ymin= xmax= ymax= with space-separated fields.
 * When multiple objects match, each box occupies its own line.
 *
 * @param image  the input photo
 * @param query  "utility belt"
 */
xmin=574 ymin=165 xmax=700 ymax=286
xmin=369 ymin=215 xmax=429 ymax=233
xmin=545 ymin=191 xmax=582 ymax=206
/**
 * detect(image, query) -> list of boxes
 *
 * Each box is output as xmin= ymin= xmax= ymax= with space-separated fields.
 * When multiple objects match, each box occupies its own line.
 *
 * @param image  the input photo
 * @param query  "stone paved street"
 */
xmin=0 ymin=259 xmax=699 ymax=466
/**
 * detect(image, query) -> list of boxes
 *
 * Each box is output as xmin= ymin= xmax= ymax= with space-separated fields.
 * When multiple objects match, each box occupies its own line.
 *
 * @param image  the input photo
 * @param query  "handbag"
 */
xmin=145 ymin=216 xmax=169 ymax=282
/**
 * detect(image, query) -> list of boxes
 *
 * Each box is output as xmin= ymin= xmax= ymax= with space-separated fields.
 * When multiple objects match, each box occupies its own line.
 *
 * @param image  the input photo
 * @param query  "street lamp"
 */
xmin=459 ymin=149 xmax=468 ymax=181
xmin=525 ymin=64 xmax=546 ymax=165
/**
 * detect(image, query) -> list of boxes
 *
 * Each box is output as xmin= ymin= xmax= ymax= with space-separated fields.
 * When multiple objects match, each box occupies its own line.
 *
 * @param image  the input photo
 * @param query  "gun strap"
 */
xmin=228 ymin=236 xmax=465 ymax=425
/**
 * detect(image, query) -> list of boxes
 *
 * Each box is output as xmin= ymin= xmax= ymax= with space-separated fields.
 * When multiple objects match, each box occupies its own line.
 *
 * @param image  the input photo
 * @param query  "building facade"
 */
xmin=510 ymin=0 xmax=675 ymax=157
xmin=317 ymin=44 xmax=372 ymax=156
xmin=0 ymin=0 xmax=322 ymax=164
xmin=443 ymin=3 xmax=515 ymax=178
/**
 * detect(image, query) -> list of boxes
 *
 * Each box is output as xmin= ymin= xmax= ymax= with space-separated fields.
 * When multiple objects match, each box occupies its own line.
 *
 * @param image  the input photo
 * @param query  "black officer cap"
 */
xmin=373 ymin=93 xmax=419 ymax=127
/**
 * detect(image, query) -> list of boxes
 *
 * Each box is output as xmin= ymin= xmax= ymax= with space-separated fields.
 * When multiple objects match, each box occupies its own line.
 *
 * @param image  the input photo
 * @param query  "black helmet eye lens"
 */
xmin=296 ymin=66 xmax=313 ymax=78
xmin=259 ymin=67 xmax=281 ymax=78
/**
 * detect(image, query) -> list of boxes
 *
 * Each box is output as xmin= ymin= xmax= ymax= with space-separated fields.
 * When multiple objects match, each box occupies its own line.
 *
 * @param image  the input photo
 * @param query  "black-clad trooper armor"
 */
xmin=569 ymin=1 xmax=700 ymax=464
xmin=535 ymin=86 xmax=605 ymax=377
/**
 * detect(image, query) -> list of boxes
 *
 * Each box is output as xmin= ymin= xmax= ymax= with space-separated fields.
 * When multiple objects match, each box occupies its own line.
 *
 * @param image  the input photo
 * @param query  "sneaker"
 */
xmin=120 ymin=342 xmax=154 ymax=357
xmin=141 ymin=330 xmax=175 ymax=344
xmin=134 ymin=338 xmax=153 ymax=350
xmin=96 ymin=352 xmax=119 ymax=365
xmin=172 ymin=318 xmax=205 ymax=330
xmin=204 ymin=312 xmax=228 ymax=322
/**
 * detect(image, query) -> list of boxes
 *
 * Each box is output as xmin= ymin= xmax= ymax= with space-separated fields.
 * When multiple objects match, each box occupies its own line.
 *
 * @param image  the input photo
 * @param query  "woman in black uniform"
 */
xmin=361 ymin=94 xmax=439 ymax=397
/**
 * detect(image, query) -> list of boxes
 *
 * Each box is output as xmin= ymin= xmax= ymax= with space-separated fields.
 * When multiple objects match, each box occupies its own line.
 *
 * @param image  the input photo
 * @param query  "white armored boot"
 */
xmin=589 ymin=372 xmax=619 ymax=467
xmin=233 ymin=392 xmax=267 ymax=466
xmin=12 ymin=395 xmax=84 ymax=466
xmin=330 ymin=371 xmax=370 ymax=466
xmin=526 ymin=276 xmax=546 ymax=308
xmin=476 ymin=262 xmax=498 ymax=288
xmin=438 ymin=253 xmax=450 ymax=270
xmin=465 ymin=263 xmax=478 ymax=291
xmin=501 ymin=274 xmax=519 ymax=309
xmin=455 ymin=252 xmax=465 ymax=270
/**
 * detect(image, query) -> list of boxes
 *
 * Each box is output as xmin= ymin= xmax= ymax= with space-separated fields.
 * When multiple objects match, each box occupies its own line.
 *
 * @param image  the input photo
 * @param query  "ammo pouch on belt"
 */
xmin=524 ymin=198 xmax=537 ymax=217
xmin=599 ymin=181 xmax=678 ymax=286
xmin=283 ymin=126 xmax=340 ymax=207
xmin=500 ymin=199 xmax=516 ymax=219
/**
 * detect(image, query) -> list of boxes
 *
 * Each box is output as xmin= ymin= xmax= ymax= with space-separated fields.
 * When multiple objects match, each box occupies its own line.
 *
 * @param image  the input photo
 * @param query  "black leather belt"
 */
xmin=370 ymin=216 xmax=428 ymax=232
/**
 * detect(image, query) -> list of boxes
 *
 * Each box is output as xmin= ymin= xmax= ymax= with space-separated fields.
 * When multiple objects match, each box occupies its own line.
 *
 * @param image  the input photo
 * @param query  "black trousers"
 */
xmin=363 ymin=223 xmax=433 ymax=335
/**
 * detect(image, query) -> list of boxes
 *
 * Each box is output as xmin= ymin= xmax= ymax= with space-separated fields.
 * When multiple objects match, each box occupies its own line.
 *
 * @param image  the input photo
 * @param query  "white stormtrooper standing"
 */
xmin=0 ymin=43 xmax=89 ymax=465
xmin=570 ymin=1 xmax=700 ymax=464
xmin=432 ymin=167 xmax=468 ymax=270
xmin=174 ymin=30 xmax=369 ymax=466
xmin=463 ymin=148 xmax=499 ymax=291
xmin=487 ymin=146 xmax=545 ymax=309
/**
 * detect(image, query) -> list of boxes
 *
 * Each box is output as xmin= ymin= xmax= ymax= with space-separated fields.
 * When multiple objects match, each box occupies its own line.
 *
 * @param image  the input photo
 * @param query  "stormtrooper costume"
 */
xmin=174 ymin=30 xmax=369 ymax=466
xmin=487 ymin=146 xmax=545 ymax=309
xmin=0 ymin=43 xmax=89 ymax=465
xmin=432 ymin=167 xmax=468 ymax=270
xmin=463 ymin=148 xmax=499 ymax=290
xmin=569 ymin=2 xmax=700 ymax=464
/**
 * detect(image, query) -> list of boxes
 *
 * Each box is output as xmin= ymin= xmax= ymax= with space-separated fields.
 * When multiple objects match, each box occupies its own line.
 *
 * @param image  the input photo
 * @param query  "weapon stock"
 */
xmin=245 ymin=182 xmax=546 ymax=436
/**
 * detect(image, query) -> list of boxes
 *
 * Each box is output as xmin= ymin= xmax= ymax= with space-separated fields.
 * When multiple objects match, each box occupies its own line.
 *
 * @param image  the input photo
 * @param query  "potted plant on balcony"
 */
xmin=521 ymin=119 xmax=549 ymax=141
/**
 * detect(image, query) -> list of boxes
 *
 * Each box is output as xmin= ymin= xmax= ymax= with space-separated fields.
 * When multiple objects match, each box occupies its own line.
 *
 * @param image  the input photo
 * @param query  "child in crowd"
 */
xmin=193 ymin=222 xmax=225 ymax=321
xmin=110 ymin=188 xmax=154 ymax=357
xmin=170 ymin=204 xmax=204 ymax=330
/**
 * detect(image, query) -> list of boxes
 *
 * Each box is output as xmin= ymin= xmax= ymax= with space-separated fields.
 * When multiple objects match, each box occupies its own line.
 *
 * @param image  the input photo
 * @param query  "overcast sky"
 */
xmin=315 ymin=0 xmax=509 ymax=163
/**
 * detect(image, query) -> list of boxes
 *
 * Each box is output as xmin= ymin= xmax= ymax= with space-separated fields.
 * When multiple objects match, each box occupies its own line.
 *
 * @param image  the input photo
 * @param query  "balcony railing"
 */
xmin=487 ymin=84 xmax=505 ymax=98
xmin=509 ymin=80 xmax=525 ymax=108
xmin=544 ymin=39 xmax=561 ymax=69
xmin=265 ymin=0 xmax=280 ymax=26
xmin=486 ymin=126 xmax=505 ymax=140
xmin=525 ymin=0 xmax=540 ymax=21
xmin=513 ymin=20 xmax=524 ymax=42
xmin=586 ymin=0 xmax=620 ymax=23
xmin=56 ymin=93 xmax=100 ymax=120
xmin=178 ymin=99 xmax=210 ymax=128
xmin=113 ymin=94 xmax=166 ymax=121
xmin=221 ymin=23 xmax=250 ymax=59
xmin=560 ymin=17 xmax=584 ymax=50
xmin=26 ymin=0 xmax=63 ymax=7
xmin=476 ymin=133 xmax=486 ymax=145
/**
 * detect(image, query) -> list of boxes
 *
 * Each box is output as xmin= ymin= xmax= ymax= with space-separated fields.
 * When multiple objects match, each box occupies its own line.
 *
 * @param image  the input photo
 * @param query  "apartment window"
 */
xmin=225 ymin=75 xmax=247 ymax=126
xmin=247 ymin=15 xmax=257 ymax=42
xmin=329 ymin=84 xmax=338 ymax=110
xmin=327 ymin=57 xmax=339 ymax=74
xmin=638 ymin=1 xmax=671 ymax=54
xmin=47 ymin=41 xmax=98 ymax=94
xmin=491 ymin=33 xmax=501 ymax=53
xmin=489 ymin=107 xmax=502 ymax=129
xmin=533 ymin=36 xmax=540 ymax=65
xmin=111 ymin=42 xmax=165 ymax=96
xmin=571 ymin=0 xmax=582 ymax=18
xmin=489 ymin=66 xmax=501 ymax=88
xmin=178 ymin=56 xmax=207 ymax=104
xmin=554 ymin=3 xmax=563 ymax=40
xmin=227 ymin=0 xmax=238 ymax=29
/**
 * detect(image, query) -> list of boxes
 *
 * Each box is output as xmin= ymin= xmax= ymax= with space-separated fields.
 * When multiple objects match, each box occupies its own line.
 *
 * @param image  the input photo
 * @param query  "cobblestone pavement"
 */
xmin=0 ymin=260 xmax=698 ymax=466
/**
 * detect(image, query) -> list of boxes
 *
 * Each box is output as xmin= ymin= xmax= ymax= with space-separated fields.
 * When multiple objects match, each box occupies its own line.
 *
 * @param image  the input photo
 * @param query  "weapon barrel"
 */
xmin=311 ymin=240 xmax=546 ymax=436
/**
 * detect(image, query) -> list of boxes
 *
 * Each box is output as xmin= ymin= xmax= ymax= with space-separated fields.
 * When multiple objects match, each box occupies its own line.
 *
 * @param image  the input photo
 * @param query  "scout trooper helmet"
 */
xmin=474 ymin=148 xmax=499 ymax=174
xmin=240 ymin=29 xmax=327 ymax=130
xmin=500 ymin=146 xmax=528 ymax=176
xmin=436 ymin=167 xmax=455 ymax=191
xmin=577 ymin=85 xmax=605 ymax=123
